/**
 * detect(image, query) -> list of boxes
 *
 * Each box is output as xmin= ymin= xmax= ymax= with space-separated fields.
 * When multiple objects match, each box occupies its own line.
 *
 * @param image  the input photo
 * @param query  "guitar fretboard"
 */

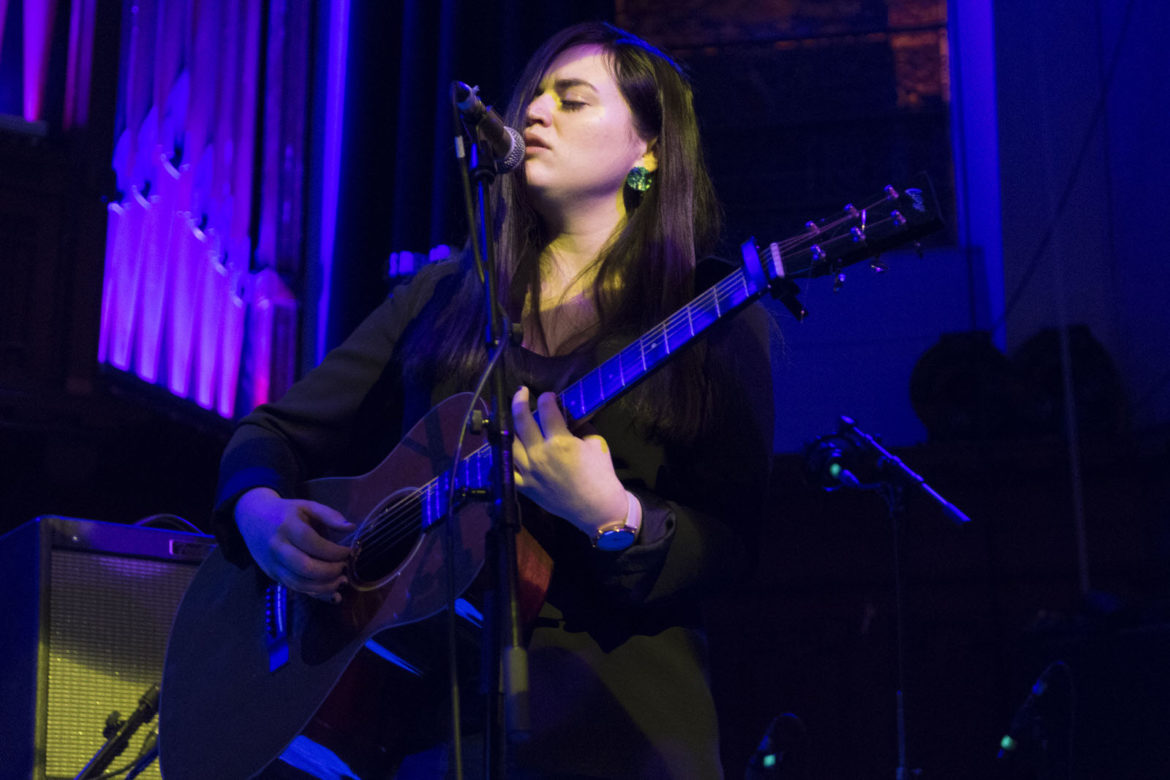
xmin=560 ymin=266 xmax=759 ymax=422
xmin=424 ymin=175 xmax=943 ymax=522
xmin=420 ymin=265 xmax=760 ymax=527
xmin=421 ymin=449 xmax=493 ymax=527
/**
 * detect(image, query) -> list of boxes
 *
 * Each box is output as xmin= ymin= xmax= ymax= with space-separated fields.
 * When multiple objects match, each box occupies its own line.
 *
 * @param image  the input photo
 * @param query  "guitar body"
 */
xmin=159 ymin=395 xmax=491 ymax=779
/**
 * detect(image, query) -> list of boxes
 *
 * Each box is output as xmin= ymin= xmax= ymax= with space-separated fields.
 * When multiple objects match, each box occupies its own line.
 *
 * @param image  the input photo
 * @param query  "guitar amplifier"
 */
xmin=0 ymin=516 xmax=215 ymax=780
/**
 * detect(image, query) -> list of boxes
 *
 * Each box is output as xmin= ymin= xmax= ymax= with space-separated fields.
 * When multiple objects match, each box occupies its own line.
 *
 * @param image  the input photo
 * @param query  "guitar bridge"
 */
xmin=264 ymin=581 xmax=290 ymax=672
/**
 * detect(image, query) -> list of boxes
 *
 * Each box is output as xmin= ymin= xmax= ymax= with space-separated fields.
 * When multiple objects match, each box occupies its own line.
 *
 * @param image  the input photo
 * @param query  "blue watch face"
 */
xmin=596 ymin=527 xmax=635 ymax=551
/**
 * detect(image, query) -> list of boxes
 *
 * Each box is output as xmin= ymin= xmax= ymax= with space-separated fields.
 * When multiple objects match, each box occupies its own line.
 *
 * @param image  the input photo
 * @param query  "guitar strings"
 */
xmin=354 ymin=452 xmax=491 ymax=565
xmin=349 ymin=489 xmax=426 ymax=564
xmin=356 ymin=261 xmax=768 ymax=559
xmin=561 ymin=207 xmax=869 ymax=410
xmin=356 ymin=263 xmax=749 ymax=559
xmin=354 ymin=477 xmax=460 ymax=558
xmin=352 ymin=197 xmax=896 ymax=564
xmin=640 ymin=194 xmax=901 ymax=397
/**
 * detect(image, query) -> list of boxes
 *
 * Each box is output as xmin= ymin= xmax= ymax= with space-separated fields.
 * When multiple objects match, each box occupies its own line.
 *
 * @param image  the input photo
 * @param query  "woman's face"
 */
xmin=522 ymin=44 xmax=656 ymax=218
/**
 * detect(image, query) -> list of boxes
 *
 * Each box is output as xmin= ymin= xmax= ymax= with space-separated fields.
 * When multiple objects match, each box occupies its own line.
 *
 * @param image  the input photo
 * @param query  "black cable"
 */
xmin=133 ymin=513 xmax=203 ymax=533
xmin=445 ymin=91 xmax=475 ymax=780
xmin=990 ymin=0 xmax=1137 ymax=333
xmin=445 ymin=80 xmax=517 ymax=780
xmin=441 ymin=335 xmax=508 ymax=780
xmin=453 ymin=83 xmax=485 ymax=288
xmin=97 ymin=729 xmax=158 ymax=780
xmin=91 ymin=758 xmax=139 ymax=780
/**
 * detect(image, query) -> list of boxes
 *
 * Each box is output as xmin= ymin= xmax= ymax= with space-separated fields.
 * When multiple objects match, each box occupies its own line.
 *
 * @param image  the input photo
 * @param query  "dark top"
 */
xmin=213 ymin=259 xmax=776 ymax=778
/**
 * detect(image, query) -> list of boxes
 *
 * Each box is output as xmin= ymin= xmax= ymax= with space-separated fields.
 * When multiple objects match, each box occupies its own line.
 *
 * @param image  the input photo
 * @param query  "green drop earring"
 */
xmin=625 ymin=166 xmax=654 ymax=192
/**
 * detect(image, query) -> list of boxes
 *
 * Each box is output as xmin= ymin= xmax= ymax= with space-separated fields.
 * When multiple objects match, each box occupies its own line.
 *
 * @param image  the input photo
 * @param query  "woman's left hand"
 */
xmin=511 ymin=386 xmax=629 ymax=537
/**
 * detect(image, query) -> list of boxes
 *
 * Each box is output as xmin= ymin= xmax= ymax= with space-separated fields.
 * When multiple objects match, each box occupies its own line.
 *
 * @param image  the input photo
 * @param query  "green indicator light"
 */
xmin=763 ymin=754 xmax=777 ymax=768
xmin=1000 ymin=735 xmax=1017 ymax=751
xmin=829 ymin=462 xmax=842 ymax=479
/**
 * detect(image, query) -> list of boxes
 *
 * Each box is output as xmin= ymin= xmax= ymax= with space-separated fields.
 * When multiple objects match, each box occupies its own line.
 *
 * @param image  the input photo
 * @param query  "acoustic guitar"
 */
xmin=159 ymin=176 xmax=943 ymax=778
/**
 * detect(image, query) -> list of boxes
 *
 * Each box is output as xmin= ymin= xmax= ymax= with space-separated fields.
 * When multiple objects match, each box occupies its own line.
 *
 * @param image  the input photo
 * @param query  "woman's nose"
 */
xmin=526 ymin=93 xmax=553 ymax=125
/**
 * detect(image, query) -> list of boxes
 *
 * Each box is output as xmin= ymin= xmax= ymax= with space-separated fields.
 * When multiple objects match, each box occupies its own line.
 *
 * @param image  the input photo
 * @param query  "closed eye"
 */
xmin=560 ymin=100 xmax=586 ymax=111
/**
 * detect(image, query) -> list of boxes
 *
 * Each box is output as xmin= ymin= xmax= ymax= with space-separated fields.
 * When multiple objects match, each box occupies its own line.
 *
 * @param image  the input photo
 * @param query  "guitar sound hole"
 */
xmin=350 ymin=514 xmax=423 ymax=589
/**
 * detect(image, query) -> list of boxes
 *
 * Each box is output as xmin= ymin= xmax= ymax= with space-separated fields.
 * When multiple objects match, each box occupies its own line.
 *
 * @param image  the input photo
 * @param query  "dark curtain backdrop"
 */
xmin=326 ymin=0 xmax=615 ymax=351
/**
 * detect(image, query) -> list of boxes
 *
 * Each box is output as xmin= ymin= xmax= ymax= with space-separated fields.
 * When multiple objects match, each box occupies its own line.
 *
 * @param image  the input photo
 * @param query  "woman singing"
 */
xmin=214 ymin=21 xmax=775 ymax=778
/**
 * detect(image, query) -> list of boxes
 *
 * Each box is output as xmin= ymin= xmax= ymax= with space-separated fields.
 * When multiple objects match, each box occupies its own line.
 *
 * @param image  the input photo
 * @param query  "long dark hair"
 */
xmin=406 ymin=22 xmax=720 ymax=441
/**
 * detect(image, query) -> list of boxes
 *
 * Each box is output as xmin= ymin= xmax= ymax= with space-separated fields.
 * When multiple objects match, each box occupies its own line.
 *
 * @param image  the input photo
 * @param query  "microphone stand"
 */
xmin=834 ymin=416 xmax=972 ymax=528
xmin=804 ymin=417 xmax=971 ymax=779
xmin=883 ymin=477 xmax=913 ymax=780
xmin=452 ymin=95 xmax=528 ymax=780
xmin=74 ymin=683 xmax=159 ymax=780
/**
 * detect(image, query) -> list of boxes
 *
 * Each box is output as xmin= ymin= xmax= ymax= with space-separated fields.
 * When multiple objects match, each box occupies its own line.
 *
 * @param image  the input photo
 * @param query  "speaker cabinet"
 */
xmin=0 ymin=516 xmax=215 ymax=780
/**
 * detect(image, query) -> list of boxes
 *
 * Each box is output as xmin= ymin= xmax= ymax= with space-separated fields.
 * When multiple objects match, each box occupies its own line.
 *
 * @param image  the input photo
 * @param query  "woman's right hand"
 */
xmin=235 ymin=487 xmax=356 ymax=602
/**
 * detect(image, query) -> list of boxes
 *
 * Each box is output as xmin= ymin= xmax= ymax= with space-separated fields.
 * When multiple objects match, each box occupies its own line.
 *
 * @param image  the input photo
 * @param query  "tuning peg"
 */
xmin=850 ymin=226 xmax=865 ymax=243
xmin=891 ymin=210 xmax=907 ymax=226
xmin=844 ymin=203 xmax=860 ymax=219
xmin=805 ymin=220 xmax=820 ymax=235
xmin=833 ymin=272 xmax=846 ymax=292
xmin=884 ymin=185 xmax=899 ymax=200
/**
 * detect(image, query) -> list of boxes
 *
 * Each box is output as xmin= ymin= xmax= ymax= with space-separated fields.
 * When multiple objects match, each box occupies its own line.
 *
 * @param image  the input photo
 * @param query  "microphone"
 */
xmin=997 ymin=661 xmax=1064 ymax=759
xmin=452 ymin=81 xmax=525 ymax=173
xmin=75 ymin=683 xmax=160 ymax=779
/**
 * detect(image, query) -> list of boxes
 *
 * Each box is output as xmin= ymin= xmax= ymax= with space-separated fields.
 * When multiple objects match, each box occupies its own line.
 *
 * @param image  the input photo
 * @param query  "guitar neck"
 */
xmin=558 ymin=174 xmax=943 ymax=424
xmin=559 ymin=264 xmax=759 ymax=423
xmin=434 ymin=271 xmax=758 ymax=516
xmin=438 ymin=174 xmax=943 ymax=507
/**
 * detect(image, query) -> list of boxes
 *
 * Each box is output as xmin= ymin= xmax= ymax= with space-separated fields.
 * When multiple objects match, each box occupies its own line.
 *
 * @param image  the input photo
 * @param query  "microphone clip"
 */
xmin=452 ymin=81 xmax=525 ymax=174
xmin=801 ymin=417 xmax=879 ymax=491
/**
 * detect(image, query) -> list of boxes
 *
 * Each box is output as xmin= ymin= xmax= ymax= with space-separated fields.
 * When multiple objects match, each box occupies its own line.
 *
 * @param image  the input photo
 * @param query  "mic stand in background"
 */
xmin=803 ymin=417 xmax=971 ymax=780
xmin=744 ymin=712 xmax=806 ymax=778
xmin=452 ymin=83 xmax=528 ymax=780
xmin=74 ymin=683 xmax=159 ymax=780
xmin=996 ymin=660 xmax=1071 ymax=779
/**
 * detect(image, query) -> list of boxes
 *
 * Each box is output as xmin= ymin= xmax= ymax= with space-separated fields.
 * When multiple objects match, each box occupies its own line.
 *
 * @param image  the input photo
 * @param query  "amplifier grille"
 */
xmin=44 ymin=550 xmax=199 ymax=780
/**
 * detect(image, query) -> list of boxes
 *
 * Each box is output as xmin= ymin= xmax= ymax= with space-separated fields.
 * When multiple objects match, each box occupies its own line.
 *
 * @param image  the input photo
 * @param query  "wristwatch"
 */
xmin=593 ymin=491 xmax=642 ymax=551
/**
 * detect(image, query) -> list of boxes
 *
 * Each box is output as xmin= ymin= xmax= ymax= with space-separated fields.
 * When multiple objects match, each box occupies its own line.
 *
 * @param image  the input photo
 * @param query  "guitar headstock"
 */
xmin=741 ymin=172 xmax=944 ymax=320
